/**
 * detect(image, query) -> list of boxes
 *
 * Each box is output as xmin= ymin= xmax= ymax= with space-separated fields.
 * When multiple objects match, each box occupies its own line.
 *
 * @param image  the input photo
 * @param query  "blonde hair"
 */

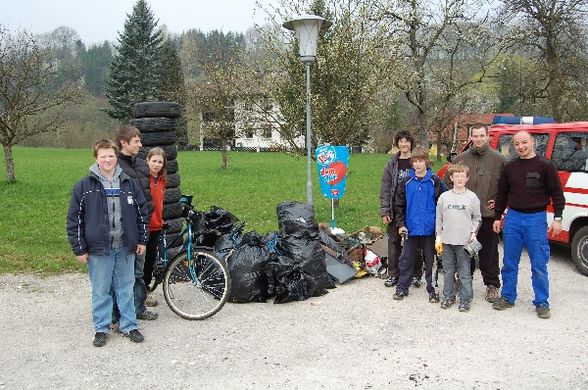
xmin=447 ymin=162 xmax=470 ymax=178
xmin=146 ymin=147 xmax=167 ymax=178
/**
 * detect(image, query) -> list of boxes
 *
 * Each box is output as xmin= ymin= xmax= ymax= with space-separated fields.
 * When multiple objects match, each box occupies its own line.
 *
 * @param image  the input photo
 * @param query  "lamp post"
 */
xmin=283 ymin=15 xmax=331 ymax=206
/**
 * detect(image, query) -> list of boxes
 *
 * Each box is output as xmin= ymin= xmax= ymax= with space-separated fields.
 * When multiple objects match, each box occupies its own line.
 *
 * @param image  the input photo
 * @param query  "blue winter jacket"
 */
xmin=394 ymin=168 xmax=446 ymax=236
xmin=66 ymin=171 xmax=149 ymax=256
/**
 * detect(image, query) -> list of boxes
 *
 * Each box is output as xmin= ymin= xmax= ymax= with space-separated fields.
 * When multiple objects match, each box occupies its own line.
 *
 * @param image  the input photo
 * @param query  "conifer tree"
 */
xmin=160 ymin=37 xmax=188 ymax=145
xmin=105 ymin=0 xmax=163 ymax=121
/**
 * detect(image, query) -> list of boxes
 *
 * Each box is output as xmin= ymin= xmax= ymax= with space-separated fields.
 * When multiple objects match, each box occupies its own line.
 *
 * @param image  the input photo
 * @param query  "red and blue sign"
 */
xmin=316 ymin=145 xmax=349 ymax=200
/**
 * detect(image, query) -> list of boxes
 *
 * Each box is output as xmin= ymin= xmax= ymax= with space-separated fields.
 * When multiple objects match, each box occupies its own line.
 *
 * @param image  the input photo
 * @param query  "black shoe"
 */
xmin=93 ymin=332 xmax=108 ymax=347
xmin=536 ymin=305 xmax=551 ymax=319
xmin=384 ymin=276 xmax=398 ymax=287
xmin=123 ymin=329 xmax=144 ymax=343
xmin=440 ymin=297 xmax=456 ymax=309
xmin=458 ymin=301 xmax=471 ymax=312
xmin=428 ymin=291 xmax=440 ymax=303
xmin=412 ymin=277 xmax=422 ymax=288
xmin=492 ymin=297 xmax=515 ymax=311
xmin=393 ymin=291 xmax=409 ymax=300
xmin=137 ymin=310 xmax=158 ymax=320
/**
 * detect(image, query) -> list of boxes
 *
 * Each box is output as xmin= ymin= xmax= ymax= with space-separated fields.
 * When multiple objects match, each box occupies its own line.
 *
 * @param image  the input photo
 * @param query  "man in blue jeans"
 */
xmin=492 ymin=131 xmax=565 ymax=319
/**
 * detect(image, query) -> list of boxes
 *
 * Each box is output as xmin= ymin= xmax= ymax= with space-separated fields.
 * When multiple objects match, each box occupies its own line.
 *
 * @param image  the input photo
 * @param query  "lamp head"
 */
xmin=283 ymin=14 xmax=331 ymax=64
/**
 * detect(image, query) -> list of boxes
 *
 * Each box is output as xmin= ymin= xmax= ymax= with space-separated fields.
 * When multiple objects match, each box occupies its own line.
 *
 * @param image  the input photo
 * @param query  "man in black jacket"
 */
xmin=113 ymin=125 xmax=158 ymax=322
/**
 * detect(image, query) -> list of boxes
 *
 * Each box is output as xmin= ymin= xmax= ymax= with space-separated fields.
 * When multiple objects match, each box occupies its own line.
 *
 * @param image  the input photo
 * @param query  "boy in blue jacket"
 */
xmin=393 ymin=147 xmax=446 ymax=302
xmin=67 ymin=139 xmax=149 ymax=347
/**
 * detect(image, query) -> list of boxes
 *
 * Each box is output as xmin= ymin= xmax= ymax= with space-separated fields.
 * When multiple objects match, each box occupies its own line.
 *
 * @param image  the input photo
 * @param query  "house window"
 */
xmin=552 ymin=132 xmax=588 ymax=172
xmin=245 ymin=130 xmax=254 ymax=139
xmin=262 ymin=124 xmax=272 ymax=139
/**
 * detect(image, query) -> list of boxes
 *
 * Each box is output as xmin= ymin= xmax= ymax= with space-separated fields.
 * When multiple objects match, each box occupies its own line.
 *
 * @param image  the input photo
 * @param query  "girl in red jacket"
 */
xmin=144 ymin=147 xmax=167 ymax=307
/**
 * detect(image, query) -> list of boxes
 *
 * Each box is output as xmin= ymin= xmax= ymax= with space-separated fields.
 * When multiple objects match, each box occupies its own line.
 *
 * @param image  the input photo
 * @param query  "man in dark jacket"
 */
xmin=444 ymin=124 xmax=506 ymax=303
xmin=380 ymin=131 xmax=423 ymax=288
xmin=113 ymin=125 xmax=157 ymax=322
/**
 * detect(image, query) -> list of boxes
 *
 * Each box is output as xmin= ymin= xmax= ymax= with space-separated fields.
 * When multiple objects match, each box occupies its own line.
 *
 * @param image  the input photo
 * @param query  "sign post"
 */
xmin=316 ymin=145 xmax=350 ymax=227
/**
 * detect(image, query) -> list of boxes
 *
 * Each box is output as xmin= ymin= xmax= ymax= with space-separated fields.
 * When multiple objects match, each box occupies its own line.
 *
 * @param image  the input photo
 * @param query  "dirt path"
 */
xmin=1 ymin=245 xmax=587 ymax=389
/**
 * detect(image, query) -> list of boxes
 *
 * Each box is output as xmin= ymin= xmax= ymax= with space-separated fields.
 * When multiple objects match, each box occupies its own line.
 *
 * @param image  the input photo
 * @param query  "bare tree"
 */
xmin=0 ymin=27 xmax=81 ymax=183
xmin=501 ymin=0 xmax=588 ymax=121
xmin=375 ymin=0 xmax=501 ymax=149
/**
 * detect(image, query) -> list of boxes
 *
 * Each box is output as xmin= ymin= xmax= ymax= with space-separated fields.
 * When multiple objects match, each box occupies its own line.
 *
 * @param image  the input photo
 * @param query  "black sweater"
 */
xmin=117 ymin=152 xmax=154 ymax=218
xmin=494 ymin=156 xmax=565 ymax=219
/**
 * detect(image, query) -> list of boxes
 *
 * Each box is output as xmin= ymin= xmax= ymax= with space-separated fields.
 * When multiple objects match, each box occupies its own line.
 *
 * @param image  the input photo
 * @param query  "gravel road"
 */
xmin=1 ymin=245 xmax=587 ymax=390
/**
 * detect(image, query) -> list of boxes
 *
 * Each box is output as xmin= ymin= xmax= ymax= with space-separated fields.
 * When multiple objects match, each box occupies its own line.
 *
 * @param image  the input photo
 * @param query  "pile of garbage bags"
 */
xmin=199 ymin=201 xmax=336 ymax=304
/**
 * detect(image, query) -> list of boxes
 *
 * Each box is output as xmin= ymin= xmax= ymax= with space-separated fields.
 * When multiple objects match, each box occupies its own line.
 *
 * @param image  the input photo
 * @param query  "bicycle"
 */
xmin=149 ymin=195 xmax=231 ymax=320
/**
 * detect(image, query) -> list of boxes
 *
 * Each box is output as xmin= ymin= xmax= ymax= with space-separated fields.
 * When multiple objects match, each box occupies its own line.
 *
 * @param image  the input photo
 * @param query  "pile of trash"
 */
xmin=194 ymin=201 xmax=386 ymax=304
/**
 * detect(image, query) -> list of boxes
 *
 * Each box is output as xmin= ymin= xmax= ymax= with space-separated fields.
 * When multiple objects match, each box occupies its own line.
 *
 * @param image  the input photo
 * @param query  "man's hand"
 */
xmin=549 ymin=220 xmax=562 ymax=236
xmin=398 ymin=226 xmax=408 ymax=236
xmin=76 ymin=254 xmax=88 ymax=264
xmin=136 ymin=244 xmax=146 ymax=256
xmin=486 ymin=199 xmax=495 ymax=210
xmin=492 ymin=220 xmax=502 ymax=233
xmin=382 ymin=215 xmax=392 ymax=225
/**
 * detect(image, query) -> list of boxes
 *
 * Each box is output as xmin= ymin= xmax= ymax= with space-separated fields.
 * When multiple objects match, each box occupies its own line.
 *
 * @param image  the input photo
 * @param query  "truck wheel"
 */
xmin=571 ymin=226 xmax=588 ymax=276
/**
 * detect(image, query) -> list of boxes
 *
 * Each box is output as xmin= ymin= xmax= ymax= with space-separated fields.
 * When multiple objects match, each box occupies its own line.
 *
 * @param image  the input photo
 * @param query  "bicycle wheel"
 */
xmin=163 ymin=248 xmax=230 ymax=320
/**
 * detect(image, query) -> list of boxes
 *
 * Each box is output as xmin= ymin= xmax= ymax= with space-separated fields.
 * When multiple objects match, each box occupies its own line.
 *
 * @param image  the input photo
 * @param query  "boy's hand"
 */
xmin=470 ymin=232 xmax=477 ymax=242
xmin=76 ymin=254 xmax=88 ymax=264
xmin=435 ymin=236 xmax=443 ymax=255
xmin=492 ymin=220 xmax=501 ymax=233
xmin=398 ymin=226 xmax=408 ymax=236
xmin=382 ymin=215 xmax=392 ymax=225
xmin=136 ymin=244 xmax=146 ymax=256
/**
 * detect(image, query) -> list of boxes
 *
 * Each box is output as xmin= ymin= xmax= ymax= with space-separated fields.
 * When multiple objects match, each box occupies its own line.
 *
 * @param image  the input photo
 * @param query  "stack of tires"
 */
xmin=131 ymin=102 xmax=184 ymax=257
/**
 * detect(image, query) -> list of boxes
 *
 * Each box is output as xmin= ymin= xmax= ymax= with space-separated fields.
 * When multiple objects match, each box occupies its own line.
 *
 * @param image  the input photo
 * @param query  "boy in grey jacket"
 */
xmin=435 ymin=163 xmax=481 ymax=312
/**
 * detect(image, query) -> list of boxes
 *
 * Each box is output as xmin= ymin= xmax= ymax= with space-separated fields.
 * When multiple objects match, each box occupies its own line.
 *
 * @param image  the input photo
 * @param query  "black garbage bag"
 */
xmin=226 ymin=232 xmax=271 ymax=303
xmin=276 ymin=201 xmax=316 ymax=234
xmin=212 ymin=224 xmax=244 ymax=262
xmin=277 ymin=230 xmax=335 ymax=291
xmin=263 ymin=255 xmax=329 ymax=304
xmin=194 ymin=206 xmax=239 ymax=247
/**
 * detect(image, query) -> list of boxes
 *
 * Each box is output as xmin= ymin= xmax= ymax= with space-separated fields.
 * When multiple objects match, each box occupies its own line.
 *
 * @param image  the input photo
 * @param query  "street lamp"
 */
xmin=283 ymin=15 xmax=331 ymax=206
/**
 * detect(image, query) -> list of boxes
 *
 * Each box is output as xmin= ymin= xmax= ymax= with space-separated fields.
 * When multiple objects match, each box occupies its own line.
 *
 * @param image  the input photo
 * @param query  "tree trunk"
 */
xmin=221 ymin=142 xmax=228 ymax=171
xmin=3 ymin=143 xmax=16 ymax=183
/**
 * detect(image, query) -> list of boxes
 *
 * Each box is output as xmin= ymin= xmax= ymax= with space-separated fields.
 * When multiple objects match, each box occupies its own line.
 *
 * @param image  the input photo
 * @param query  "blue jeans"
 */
xmin=441 ymin=244 xmax=473 ymax=302
xmin=502 ymin=209 xmax=550 ymax=307
xmin=113 ymin=252 xmax=147 ymax=322
xmin=87 ymin=249 xmax=138 ymax=334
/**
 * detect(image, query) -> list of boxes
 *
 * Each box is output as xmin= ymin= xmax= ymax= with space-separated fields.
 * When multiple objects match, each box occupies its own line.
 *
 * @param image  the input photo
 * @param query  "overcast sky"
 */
xmin=1 ymin=0 xmax=277 ymax=44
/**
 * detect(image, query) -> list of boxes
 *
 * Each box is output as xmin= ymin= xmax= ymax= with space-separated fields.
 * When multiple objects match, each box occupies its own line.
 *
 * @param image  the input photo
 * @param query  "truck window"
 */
xmin=552 ymin=133 xmax=588 ymax=172
xmin=497 ymin=133 xmax=549 ymax=161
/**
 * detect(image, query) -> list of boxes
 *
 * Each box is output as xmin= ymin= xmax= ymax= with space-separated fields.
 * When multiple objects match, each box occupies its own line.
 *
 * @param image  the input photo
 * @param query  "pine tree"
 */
xmin=160 ymin=37 xmax=188 ymax=146
xmin=105 ymin=0 xmax=163 ymax=121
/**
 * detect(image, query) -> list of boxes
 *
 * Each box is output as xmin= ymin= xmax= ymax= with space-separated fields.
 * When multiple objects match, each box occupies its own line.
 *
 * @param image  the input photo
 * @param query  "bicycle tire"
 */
xmin=163 ymin=248 xmax=231 ymax=320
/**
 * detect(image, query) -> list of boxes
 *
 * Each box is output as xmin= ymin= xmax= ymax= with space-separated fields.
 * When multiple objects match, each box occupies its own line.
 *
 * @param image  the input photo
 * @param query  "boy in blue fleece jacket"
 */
xmin=393 ymin=147 xmax=446 ymax=302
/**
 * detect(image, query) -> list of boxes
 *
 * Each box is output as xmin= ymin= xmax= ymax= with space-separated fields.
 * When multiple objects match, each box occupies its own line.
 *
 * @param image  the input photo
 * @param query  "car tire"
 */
xmin=163 ymin=202 xmax=183 ymax=220
xmin=130 ymin=117 xmax=177 ymax=132
xmin=134 ymin=102 xmax=182 ymax=118
xmin=571 ymin=226 xmax=588 ymax=276
xmin=139 ymin=145 xmax=177 ymax=161
xmin=164 ymin=187 xmax=181 ymax=204
xmin=166 ymin=159 xmax=178 ymax=174
xmin=141 ymin=130 xmax=177 ymax=147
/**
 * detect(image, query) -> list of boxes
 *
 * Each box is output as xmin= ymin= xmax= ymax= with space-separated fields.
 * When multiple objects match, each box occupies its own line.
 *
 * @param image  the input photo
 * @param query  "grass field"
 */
xmin=0 ymin=147 xmax=444 ymax=274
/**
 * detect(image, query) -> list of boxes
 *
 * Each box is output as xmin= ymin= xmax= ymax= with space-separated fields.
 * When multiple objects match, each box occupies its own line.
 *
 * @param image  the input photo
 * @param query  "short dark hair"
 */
xmin=115 ymin=125 xmax=141 ymax=149
xmin=93 ymin=139 xmax=118 ymax=158
xmin=394 ymin=130 xmax=415 ymax=150
xmin=469 ymin=124 xmax=488 ymax=136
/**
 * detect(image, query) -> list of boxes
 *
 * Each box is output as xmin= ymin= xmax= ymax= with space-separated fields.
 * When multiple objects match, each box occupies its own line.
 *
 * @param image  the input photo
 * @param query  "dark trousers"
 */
xmin=143 ymin=230 xmax=162 ymax=288
xmin=387 ymin=224 xmax=423 ymax=278
xmin=397 ymin=235 xmax=435 ymax=294
xmin=476 ymin=218 xmax=501 ymax=288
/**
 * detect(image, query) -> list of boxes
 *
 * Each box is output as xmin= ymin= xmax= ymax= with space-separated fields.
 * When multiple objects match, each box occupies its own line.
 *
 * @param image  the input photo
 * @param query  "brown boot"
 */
xmin=485 ymin=286 xmax=500 ymax=303
xmin=145 ymin=293 xmax=158 ymax=307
